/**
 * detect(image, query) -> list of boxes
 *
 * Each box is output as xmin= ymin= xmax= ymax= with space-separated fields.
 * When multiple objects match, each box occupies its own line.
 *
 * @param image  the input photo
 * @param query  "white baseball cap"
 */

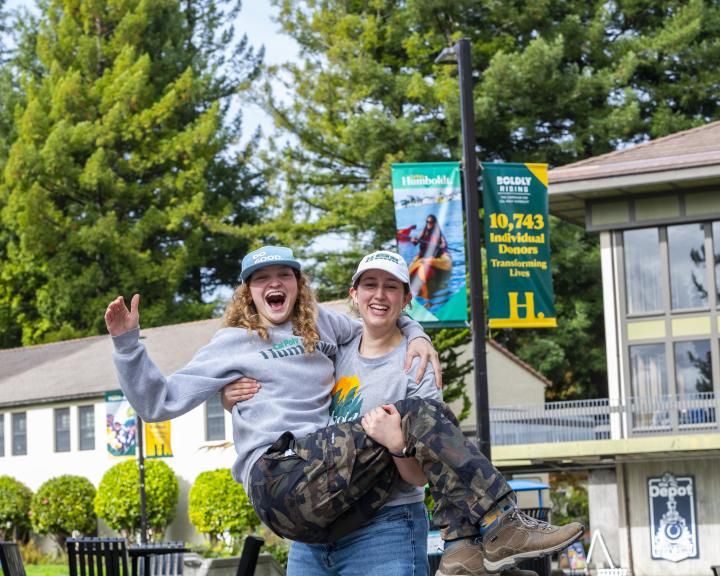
xmin=351 ymin=250 xmax=410 ymax=286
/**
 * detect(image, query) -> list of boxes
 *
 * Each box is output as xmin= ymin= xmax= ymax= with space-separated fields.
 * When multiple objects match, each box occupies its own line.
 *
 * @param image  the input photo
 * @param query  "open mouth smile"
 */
xmin=265 ymin=291 xmax=287 ymax=311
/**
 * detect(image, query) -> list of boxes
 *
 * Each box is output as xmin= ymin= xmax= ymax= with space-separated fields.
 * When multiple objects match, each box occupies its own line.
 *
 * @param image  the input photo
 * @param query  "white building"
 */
xmin=491 ymin=120 xmax=720 ymax=576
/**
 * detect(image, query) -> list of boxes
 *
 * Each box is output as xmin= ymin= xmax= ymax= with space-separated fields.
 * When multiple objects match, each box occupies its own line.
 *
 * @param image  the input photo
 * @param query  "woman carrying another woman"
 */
xmin=105 ymin=245 xmax=581 ymax=576
xmin=222 ymin=251 xmax=544 ymax=576
xmin=224 ymin=250 xmax=441 ymax=575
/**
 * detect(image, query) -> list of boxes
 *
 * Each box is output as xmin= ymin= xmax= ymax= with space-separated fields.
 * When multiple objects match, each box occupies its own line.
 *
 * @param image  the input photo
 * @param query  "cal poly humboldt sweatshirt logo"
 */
xmin=258 ymin=337 xmax=335 ymax=359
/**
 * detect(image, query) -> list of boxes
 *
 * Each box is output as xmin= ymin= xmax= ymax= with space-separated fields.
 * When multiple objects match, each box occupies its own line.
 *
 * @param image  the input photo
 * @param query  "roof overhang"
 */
xmin=549 ymin=162 xmax=720 ymax=227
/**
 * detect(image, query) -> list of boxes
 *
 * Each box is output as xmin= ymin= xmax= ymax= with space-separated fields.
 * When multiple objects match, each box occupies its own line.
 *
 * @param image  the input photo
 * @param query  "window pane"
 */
xmin=55 ymin=408 xmax=71 ymax=452
xmin=668 ymin=224 xmax=707 ymax=310
xmin=675 ymin=340 xmax=715 ymax=425
xmin=12 ymin=412 xmax=27 ymax=455
xmin=0 ymin=414 xmax=4 ymax=457
xmin=675 ymin=340 xmax=712 ymax=395
xmin=712 ymin=222 xmax=720 ymax=305
xmin=629 ymin=344 xmax=668 ymax=429
xmin=206 ymin=394 xmax=225 ymax=441
xmin=78 ymin=405 xmax=95 ymax=451
xmin=624 ymin=228 xmax=662 ymax=314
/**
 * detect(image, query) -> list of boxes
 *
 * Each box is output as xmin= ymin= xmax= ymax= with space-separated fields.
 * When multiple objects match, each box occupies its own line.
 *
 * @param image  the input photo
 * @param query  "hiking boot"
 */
xmin=437 ymin=538 xmax=539 ymax=576
xmin=482 ymin=509 xmax=584 ymax=572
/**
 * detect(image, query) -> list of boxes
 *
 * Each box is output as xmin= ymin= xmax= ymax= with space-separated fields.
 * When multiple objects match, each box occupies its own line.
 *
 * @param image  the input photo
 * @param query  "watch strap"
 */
xmin=388 ymin=445 xmax=415 ymax=458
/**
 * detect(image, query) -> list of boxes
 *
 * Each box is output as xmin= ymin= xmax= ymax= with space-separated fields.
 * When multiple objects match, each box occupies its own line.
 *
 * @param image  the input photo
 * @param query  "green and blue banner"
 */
xmin=105 ymin=391 xmax=136 ymax=457
xmin=481 ymin=162 xmax=557 ymax=328
xmin=391 ymin=162 xmax=468 ymax=325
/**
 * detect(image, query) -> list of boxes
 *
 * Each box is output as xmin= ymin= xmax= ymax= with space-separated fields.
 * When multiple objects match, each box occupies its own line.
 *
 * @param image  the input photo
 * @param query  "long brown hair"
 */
xmin=223 ymin=270 xmax=320 ymax=353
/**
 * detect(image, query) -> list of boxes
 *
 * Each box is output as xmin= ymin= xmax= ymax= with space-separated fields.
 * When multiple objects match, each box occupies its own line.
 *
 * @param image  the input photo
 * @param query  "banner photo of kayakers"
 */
xmin=481 ymin=162 xmax=557 ymax=328
xmin=391 ymin=162 xmax=468 ymax=325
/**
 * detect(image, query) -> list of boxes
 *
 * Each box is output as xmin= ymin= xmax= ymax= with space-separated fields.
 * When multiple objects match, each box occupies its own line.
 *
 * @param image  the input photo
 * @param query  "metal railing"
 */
xmin=489 ymin=392 xmax=719 ymax=445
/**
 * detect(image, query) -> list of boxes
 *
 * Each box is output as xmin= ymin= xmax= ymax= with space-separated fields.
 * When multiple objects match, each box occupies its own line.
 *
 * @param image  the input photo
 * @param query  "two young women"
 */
xmin=105 ymin=245 xmax=582 ymax=576
xmin=223 ymin=250 xmax=441 ymax=575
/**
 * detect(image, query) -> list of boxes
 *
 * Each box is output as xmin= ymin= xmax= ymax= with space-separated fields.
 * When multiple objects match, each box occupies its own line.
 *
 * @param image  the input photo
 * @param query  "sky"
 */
xmin=241 ymin=2 xmax=298 ymax=66
xmin=234 ymin=2 xmax=299 ymax=138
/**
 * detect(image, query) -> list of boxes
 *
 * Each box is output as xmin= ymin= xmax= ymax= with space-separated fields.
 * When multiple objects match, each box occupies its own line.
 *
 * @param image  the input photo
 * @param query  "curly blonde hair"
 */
xmin=223 ymin=270 xmax=320 ymax=353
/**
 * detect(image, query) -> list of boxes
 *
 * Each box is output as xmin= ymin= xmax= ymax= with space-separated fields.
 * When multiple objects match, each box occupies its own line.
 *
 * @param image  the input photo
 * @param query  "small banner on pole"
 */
xmin=481 ymin=162 xmax=557 ymax=328
xmin=144 ymin=421 xmax=173 ymax=458
xmin=391 ymin=162 xmax=468 ymax=325
xmin=105 ymin=391 xmax=137 ymax=457
xmin=105 ymin=391 xmax=172 ymax=457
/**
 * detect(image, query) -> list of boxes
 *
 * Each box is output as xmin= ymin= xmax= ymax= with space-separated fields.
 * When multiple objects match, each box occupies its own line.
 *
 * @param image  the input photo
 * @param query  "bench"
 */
xmin=129 ymin=542 xmax=187 ymax=576
xmin=67 ymin=538 xmax=130 ymax=576
xmin=0 ymin=541 xmax=27 ymax=576
xmin=67 ymin=538 xmax=188 ymax=576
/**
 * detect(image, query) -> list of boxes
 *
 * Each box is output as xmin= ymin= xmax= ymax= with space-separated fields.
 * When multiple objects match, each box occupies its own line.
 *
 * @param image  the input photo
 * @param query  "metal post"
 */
xmin=436 ymin=39 xmax=492 ymax=459
xmin=136 ymin=416 xmax=149 ymax=544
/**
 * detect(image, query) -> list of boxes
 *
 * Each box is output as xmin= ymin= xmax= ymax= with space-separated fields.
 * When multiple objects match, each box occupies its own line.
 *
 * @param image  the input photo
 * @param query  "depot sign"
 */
xmin=648 ymin=473 xmax=698 ymax=562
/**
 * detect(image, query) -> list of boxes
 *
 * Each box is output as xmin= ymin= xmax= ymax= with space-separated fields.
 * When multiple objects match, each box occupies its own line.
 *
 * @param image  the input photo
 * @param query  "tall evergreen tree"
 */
xmin=254 ymin=0 xmax=720 ymax=399
xmin=0 ymin=0 xmax=31 ymax=348
xmin=0 ymin=0 xmax=265 ymax=346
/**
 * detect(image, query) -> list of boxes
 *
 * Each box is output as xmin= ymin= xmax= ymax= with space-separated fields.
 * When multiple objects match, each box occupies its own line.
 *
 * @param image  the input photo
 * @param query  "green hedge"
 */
xmin=188 ymin=469 xmax=259 ymax=544
xmin=30 ymin=475 xmax=96 ymax=549
xmin=0 ymin=475 xmax=33 ymax=540
xmin=94 ymin=459 xmax=178 ymax=540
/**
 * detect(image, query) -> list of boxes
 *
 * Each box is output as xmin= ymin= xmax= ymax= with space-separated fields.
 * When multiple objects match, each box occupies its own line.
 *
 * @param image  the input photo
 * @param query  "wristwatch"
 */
xmin=388 ymin=445 xmax=416 ymax=458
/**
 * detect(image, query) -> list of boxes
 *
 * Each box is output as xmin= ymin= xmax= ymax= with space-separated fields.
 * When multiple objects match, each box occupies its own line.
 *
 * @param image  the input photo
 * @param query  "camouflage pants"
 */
xmin=249 ymin=397 xmax=511 ymax=544
xmin=249 ymin=421 xmax=398 ymax=543
xmin=394 ymin=397 xmax=511 ymax=540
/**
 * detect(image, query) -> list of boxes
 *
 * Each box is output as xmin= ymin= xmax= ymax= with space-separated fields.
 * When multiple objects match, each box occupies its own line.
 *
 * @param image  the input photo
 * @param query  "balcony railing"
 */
xmin=489 ymin=392 xmax=719 ymax=445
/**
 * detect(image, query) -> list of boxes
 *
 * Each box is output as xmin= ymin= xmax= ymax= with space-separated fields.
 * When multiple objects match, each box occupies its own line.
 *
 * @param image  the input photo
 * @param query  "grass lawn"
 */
xmin=24 ymin=564 xmax=69 ymax=576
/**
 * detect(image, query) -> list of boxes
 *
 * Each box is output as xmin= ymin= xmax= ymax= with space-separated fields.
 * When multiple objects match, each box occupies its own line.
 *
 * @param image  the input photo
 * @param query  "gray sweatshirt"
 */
xmin=111 ymin=308 xmax=427 ymax=488
xmin=331 ymin=334 xmax=441 ymax=507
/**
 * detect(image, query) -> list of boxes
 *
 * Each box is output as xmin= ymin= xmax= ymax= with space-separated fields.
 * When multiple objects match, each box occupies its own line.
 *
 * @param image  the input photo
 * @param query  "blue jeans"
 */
xmin=287 ymin=502 xmax=430 ymax=576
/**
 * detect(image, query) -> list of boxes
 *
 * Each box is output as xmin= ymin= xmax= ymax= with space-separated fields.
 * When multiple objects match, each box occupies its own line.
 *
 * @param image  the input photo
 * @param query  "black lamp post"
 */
xmin=435 ymin=39 xmax=491 ymax=460
xmin=136 ymin=416 xmax=149 ymax=544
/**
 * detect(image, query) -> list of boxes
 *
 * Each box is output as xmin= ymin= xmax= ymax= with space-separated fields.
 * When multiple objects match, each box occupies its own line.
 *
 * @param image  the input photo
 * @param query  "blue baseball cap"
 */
xmin=240 ymin=246 xmax=302 ymax=283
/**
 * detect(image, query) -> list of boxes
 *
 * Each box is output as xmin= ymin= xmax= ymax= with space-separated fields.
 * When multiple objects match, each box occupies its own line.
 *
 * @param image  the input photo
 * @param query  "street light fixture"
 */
xmin=435 ymin=39 xmax=491 ymax=460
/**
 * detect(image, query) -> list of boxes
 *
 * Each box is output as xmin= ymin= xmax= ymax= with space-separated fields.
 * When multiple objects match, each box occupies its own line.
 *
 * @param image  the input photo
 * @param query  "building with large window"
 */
xmin=530 ymin=120 xmax=720 ymax=575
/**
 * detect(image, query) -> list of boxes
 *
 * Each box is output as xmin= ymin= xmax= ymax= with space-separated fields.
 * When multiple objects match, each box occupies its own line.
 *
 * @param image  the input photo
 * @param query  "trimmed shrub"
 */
xmin=188 ymin=469 xmax=259 ymax=545
xmin=29 ymin=475 xmax=96 ymax=550
xmin=95 ymin=459 xmax=178 ymax=540
xmin=0 ymin=475 xmax=33 ymax=540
